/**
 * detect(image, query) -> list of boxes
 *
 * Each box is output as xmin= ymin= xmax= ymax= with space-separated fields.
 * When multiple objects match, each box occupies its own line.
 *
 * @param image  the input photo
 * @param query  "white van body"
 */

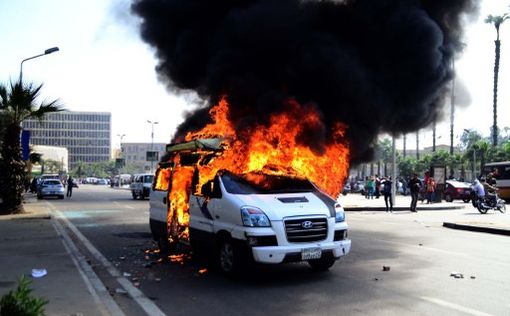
xmin=150 ymin=169 xmax=351 ymax=273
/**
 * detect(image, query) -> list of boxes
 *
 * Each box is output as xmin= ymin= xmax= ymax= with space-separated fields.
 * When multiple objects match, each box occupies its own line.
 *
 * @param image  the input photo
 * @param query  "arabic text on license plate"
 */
xmin=301 ymin=247 xmax=322 ymax=260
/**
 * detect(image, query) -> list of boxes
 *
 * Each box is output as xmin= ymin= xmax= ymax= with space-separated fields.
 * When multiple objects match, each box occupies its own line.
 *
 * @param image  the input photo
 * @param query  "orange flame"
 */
xmin=167 ymin=97 xmax=350 ymax=242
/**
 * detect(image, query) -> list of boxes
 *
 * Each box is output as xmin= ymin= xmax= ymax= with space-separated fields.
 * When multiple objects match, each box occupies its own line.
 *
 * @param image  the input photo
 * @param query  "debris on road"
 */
xmin=115 ymin=288 xmax=128 ymax=295
xmin=31 ymin=268 xmax=47 ymax=278
xmin=382 ymin=266 xmax=390 ymax=271
xmin=450 ymin=271 xmax=464 ymax=279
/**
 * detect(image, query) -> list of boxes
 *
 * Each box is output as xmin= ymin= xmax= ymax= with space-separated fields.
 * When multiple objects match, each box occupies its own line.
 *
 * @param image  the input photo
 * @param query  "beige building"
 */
xmin=121 ymin=142 xmax=166 ymax=173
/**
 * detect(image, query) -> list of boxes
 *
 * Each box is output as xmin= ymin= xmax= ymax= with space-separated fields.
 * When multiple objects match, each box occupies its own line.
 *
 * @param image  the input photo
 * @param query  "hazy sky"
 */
xmin=1 ymin=0 xmax=509 ymax=150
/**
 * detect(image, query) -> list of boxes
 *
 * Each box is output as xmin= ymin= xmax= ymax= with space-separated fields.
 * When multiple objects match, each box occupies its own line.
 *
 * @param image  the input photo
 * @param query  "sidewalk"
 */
xmin=0 ymin=196 xmax=108 ymax=316
xmin=340 ymin=192 xmax=510 ymax=236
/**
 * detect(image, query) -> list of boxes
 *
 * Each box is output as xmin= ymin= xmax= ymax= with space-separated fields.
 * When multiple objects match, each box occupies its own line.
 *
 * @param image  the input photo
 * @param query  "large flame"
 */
xmin=165 ymin=97 xmax=350 ymax=242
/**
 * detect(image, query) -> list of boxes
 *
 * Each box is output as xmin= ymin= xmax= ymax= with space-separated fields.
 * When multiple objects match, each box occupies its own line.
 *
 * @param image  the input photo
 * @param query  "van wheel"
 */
xmin=308 ymin=256 xmax=336 ymax=271
xmin=445 ymin=194 xmax=453 ymax=202
xmin=218 ymin=238 xmax=240 ymax=276
xmin=157 ymin=235 xmax=174 ymax=255
xmin=132 ymin=192 xmax=137 ymax=200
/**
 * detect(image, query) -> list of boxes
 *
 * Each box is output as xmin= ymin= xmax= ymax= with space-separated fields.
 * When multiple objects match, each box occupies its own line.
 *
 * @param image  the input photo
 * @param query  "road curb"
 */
xmin=443 ymin=222 xmax=510 ymax=236
xmin=345 ymin=205 xmax=465 ymax=212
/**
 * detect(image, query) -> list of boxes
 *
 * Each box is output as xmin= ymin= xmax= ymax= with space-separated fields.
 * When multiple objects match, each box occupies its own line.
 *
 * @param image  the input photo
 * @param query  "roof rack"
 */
xmin=165 ymin=138 xmax=225 ymax=153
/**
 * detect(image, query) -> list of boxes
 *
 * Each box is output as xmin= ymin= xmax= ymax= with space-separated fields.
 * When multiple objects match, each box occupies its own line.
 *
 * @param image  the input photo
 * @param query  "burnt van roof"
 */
xmin=165 ymin=138 xmax=225 ymax=153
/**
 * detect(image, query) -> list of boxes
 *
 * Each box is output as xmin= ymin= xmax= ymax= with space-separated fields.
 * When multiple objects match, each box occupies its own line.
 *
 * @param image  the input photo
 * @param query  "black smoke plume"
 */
xmin=131 ymin=0 xmax=478 ymax=163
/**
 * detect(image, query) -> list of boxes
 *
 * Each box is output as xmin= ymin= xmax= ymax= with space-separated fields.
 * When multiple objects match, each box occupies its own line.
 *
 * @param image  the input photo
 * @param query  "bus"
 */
xmin=483 ymin=161 xmax=510 ymax=201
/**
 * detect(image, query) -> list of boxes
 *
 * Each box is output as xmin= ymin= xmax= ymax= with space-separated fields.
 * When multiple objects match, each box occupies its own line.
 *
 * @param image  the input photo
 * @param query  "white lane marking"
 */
xmin=114 ymin=201 xmax=135 ymax=210
xmin=47 ymin=202 xmax=124 ymax=316
xmin=421 ymin=296 xmax=494 ymax=316
xmin=48 ymin=204 xmax=166 ymax=316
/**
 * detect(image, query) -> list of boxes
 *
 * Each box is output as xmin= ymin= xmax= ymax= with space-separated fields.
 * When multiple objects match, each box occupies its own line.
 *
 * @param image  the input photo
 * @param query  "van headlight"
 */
xmin=335 ymin=203 xmax=346 ymax=222
xmin=241 ymin=206 xmax=271 ymax=227
xmin=335 ymin=211 xmax=345 ymax=222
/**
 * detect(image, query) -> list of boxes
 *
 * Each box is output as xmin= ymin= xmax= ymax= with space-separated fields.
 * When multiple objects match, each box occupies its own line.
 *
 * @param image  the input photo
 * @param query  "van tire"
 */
xmin=132 ymin=192 xmax=137 ymax=200
xmin=217 ymin=238 xmax=241 ymax=276
xmin=308 ymin=256 xmax=336 ymax=271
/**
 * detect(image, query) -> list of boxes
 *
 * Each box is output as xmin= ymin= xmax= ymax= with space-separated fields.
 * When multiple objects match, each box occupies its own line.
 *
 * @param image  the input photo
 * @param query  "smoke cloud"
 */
xmin=131 ymin=0 xmax=478 ymax=163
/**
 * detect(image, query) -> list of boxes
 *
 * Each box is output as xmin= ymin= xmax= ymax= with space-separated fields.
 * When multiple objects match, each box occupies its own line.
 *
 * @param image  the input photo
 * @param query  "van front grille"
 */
xmin=284 ymin=218 xmax=328 ymax=243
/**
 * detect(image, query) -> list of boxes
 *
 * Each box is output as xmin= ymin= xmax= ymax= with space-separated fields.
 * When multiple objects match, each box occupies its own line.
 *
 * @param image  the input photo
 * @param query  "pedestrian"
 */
xmin=375 ymin=175 xmax=381 ymax=199
xmin=382 ymin=176 xmax=393 ymax=212
xmin=67 ymin=176 xmax=74 ymax=197
xmin=426 ymin=177 xmax=436 ymax=204
xmin=408 ymin=173 xmax=421 ymax=212
xmin=367 ymin=176 xmax=375 ymax=199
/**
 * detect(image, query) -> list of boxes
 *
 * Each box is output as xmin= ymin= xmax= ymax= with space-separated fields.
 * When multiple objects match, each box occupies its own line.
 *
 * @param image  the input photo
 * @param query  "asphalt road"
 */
xmin=46 ymin=185 xmax=510 ymax=316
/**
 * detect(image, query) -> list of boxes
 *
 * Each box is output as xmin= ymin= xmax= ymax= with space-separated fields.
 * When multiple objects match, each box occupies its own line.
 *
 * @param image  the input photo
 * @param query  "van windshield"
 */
xmin=143 ymin=175 xmax=154 ymax=183
xmin=221 ymin=172 xmax=316 ymax=194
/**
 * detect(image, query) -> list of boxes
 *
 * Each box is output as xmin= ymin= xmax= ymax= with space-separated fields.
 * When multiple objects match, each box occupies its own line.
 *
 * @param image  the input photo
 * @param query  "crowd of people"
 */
xmin=345 ymin=169 xmax=501 ymax=213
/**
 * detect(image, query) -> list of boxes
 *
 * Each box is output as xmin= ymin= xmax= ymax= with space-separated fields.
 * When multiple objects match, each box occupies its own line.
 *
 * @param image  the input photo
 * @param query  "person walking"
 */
xmin=408 ymin=174 xmax=421 ymax=212
xmin=382 ymin=177 xmax=393 ymax=212
xmin=67 ymin=176 xmax=74 ymax=198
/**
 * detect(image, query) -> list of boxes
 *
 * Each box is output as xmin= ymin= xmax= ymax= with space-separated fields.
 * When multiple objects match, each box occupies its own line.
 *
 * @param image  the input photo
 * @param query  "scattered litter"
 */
xmin=119 ymin=256 xmax=126 ymax=260
xmin=373 ymin=278 xmax=379 ymax=281
xmin=450 ymin=272 xmax=464 ymax=279
xmin=155 ymin=278 xmax=161 ymax=282
xmin=470 ymin=276 xmax=476 ymax=279
xmin=115 ymin=288 xmax=128 ymax=295
xmin=123 ymin=272 xmax=131 ymax=277
xmin=131 ymin=277 xmax=139 ymax=282
xmin=419 ymin=243 xmax=423 ymax=246
xmin=133 ymin=282 xmax=140 ymax=287
xmin=382 ymin=266 xmax=390 ymax=272
xmin=31 ymin=269 xmax=47 ymax=278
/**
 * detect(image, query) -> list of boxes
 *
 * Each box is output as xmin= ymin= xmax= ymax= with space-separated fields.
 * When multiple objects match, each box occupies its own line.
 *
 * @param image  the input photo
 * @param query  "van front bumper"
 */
xmin=251 ymin=239 xmax=351 ymax=264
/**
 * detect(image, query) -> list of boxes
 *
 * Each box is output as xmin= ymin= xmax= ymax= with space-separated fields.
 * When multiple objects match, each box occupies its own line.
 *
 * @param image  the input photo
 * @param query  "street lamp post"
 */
xmin=147 ymin=120 xmax=159 ymax=173
xmin=20 ymin=47 xmax=60 ymax=83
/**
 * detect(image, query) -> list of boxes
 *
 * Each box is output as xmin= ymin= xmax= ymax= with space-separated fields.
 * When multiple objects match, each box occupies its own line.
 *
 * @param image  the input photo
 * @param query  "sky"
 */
xmin=0 ymin=0 xmax=509 ymax=152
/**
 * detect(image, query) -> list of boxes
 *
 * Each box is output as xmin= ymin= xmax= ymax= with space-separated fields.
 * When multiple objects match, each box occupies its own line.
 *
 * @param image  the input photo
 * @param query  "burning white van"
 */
xmin=149 ymin=138 xmax=351 ymax=275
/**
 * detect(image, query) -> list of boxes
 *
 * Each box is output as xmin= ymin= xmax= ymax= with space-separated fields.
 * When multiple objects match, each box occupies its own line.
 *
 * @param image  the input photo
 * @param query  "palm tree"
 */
xmin=485 ymin=13 xmax=509 ymax=147
xmin=0 ymin=80 xmax=62 ymax=214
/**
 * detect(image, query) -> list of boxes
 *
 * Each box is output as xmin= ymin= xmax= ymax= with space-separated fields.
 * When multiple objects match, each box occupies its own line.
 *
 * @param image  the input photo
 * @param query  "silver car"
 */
xmin=37 ymin=179 xmax=65 ymax=200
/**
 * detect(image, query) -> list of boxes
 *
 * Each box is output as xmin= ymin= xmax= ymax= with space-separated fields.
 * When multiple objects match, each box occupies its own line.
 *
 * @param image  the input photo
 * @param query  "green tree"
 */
xmin=0 ymin=80 xmax=62 ymax=214
xmin=485 ymin=13 xmax=508 ymax=147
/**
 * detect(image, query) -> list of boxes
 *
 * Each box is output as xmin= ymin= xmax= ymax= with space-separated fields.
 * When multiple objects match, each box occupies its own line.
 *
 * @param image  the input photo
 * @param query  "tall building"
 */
xmin=121 ymin=142 xmax=166 ymax=173
xmin=23 ymin=111 xmax=111 ymax=170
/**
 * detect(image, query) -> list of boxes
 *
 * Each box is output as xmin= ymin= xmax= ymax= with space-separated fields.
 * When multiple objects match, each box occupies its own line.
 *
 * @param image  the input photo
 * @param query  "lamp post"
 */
xmin=147 ymin=120 xmax=159 ymax=173
xmin=20 ymin=47 xmax=60 ymax=83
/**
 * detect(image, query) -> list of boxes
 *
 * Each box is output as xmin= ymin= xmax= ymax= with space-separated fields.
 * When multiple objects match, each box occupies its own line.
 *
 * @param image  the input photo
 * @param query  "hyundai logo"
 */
xmin=301 ymin=221 xmax=314 ymax=229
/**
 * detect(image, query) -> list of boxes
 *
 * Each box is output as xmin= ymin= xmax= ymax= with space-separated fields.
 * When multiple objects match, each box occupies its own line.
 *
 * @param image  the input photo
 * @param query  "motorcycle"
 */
xmin=471 ymin=190 xmax=506 ymax=214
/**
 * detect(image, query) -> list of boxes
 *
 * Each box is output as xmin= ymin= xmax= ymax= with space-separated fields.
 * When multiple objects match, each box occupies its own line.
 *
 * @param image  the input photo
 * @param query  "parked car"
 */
xmin=37 ymin=179 xmax=65 ymax=200
xmin=444 ymin=180 xmax=472 ymax=203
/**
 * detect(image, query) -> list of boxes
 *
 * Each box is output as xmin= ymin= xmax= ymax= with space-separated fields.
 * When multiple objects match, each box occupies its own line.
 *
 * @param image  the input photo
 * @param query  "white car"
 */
xmin=37 ymin=179 xmax=65 ymax=200
xmin=150 ymin=169 xmax=351 ymax=275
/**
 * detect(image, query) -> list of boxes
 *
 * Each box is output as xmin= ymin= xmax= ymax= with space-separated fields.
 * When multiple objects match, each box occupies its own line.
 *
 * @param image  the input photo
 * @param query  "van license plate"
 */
xmin=301 ymin=247 xmax=322 ymax=260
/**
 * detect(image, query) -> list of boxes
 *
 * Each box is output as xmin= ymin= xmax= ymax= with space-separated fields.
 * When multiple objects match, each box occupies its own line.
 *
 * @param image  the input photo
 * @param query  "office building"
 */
xmin=23 ymin=111 xmax=111 ymax=170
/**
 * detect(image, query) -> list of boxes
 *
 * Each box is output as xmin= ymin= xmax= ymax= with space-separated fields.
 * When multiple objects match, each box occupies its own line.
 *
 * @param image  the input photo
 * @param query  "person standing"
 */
xmin=382 ymin=177 xmax=393 ymax=212
xmin=426 ymin=177 xmax=436 ymax=204
xmin=408 ymin=174 xmax=421 ymax=212
xmin=367 ymin=176 xmax=375 ymax=199
xmin=67 ymin=176 xmax=74 ymax=198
